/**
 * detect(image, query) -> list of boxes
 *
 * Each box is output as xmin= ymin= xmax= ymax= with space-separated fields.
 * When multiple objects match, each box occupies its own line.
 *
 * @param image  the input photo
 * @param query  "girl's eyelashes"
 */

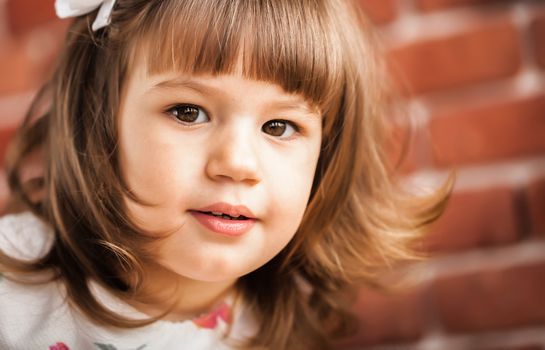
xmin=262 ymin=120 xmax=299 ymax=139
xmin=166 ymin=104 xmax=210 ymax=125
xmin=165 ymin=104 xmax=300 ymax=139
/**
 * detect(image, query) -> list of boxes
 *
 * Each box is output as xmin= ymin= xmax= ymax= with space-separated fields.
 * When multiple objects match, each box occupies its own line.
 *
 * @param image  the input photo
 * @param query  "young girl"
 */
xmin=0 ymin=0 xmax=450 ymax=349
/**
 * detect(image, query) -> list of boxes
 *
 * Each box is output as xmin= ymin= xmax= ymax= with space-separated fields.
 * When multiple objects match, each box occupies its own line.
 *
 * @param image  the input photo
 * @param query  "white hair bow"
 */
xmin=55 ymin=0 xmax=116 ymax=31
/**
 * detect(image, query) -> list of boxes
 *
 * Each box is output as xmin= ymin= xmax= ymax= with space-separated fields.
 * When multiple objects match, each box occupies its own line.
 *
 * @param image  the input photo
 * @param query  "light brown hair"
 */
xmin=2 ymin=0 xmax=451 ymax=349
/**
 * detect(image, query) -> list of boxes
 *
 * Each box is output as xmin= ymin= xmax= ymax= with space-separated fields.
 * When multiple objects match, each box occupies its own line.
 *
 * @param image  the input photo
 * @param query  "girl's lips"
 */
xmin=189 ymin=211 xmax=256 ymax=237
xmin=193 ymin=202 xmax=256 ymax=219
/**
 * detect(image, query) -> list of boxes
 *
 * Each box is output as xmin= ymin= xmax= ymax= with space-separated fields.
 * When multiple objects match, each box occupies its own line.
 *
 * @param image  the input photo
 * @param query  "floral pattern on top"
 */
xmin=49 ymin=343 xmax=70 ymax=350
xmin=94 ymin=343 xmax=147 ymax=350
xmin=45 ymin=302 xmax=232 ymax=349
xmin=49 ymin=342 xmax=148 ymax=350
xmin=192 ymin=301 xmax=232 ymax=329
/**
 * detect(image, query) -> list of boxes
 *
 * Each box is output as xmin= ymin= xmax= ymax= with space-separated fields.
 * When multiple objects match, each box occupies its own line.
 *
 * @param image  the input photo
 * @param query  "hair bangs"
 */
xmin=132 ymin=0 xmax=344 ymax=111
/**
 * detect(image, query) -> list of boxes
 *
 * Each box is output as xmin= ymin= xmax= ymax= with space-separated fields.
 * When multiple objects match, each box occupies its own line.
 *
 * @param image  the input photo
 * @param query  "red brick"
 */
xmin=416 ymin=0 xmax=516 ymax=12
xmin=424 ymin=187 xmax=520 ymax=252
xmin=0 ymin=126 xmax=17 ymax=165
xmin=388 ymin=20 xmax=522 ymax=95
xmin=6 ymin=0 xmax=56 ymax=35
xmin=359 ymin=0 xmax=398 ymax=24
xmin=429 ymin=94 xmax=545 ymax=166
xmin=338 ymin=286 xmax=428 ymax=347
xmin=433 ymin=262 xmax=545 ymax=332
xmin=0 ymin=21 xmax=68 ymax=94
xmin=0 ymin=2 xmax=10 ymax=41
xmin=0 ymin=93 xmax=34 ymax=129
xmin=477 ymin=346 xmax=544 ymax=350
xmin=527 ymin=178 xmax=545 ymax=238
xmin=0 ymin=41 xmax=36 ymax=94
xmin=530 ymin=12 xmax=545 ymax=69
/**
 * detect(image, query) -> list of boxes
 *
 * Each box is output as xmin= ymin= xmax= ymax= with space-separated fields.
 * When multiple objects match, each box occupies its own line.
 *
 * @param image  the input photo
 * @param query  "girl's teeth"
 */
xmin=207 ymin=211 xmax=246 ymax=220
xmin=210 ymin=212 xmax=234 ymax=219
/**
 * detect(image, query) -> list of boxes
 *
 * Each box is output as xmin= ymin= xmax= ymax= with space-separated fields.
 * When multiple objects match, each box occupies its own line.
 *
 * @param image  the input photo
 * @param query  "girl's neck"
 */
xmin=127 ymin=264 xmax=238 ymax=322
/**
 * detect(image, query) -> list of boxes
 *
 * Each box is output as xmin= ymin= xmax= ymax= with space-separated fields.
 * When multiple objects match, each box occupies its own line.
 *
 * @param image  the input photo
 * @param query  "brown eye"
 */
xmin=262 ymin=120 xmax=297 ymax=138
xmin=168 ymin=104 xmax=209 ymax=124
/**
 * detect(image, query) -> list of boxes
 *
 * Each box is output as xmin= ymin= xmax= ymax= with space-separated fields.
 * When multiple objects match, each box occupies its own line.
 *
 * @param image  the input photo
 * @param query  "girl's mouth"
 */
xmin=189 ymin=210 xmax=256 ymax=237
xmin=204 ymin=211 xmax=250 ymax=220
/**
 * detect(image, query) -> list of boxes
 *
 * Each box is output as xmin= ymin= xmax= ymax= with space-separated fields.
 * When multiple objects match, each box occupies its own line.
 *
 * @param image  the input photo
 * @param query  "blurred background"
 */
xmin=0 ymin=0 xmax=544 ymax=349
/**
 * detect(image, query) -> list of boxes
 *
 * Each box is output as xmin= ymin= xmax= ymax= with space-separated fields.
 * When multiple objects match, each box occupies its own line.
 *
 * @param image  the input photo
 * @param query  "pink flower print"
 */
xmin=49 ymin=342 xmax=70 ymax=350
xmin=192 ymin=302 xmax=232 ymax=329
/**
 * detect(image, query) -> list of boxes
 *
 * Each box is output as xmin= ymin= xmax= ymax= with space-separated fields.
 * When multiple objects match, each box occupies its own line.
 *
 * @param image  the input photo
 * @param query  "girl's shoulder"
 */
xmin=0 ymin=212 xmax=73 ymax=348
xmin=0 ymin=211 xmax=54 ymax=261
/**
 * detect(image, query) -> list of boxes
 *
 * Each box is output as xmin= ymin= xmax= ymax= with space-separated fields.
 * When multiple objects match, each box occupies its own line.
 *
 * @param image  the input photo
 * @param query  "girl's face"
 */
xmin=118 ymin=58 xmax=322 ymax=285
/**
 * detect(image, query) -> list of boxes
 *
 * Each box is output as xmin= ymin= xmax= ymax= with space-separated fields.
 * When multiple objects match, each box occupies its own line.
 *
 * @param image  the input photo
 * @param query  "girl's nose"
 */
xmin=205 ymin=125 xmax=262 ymax=185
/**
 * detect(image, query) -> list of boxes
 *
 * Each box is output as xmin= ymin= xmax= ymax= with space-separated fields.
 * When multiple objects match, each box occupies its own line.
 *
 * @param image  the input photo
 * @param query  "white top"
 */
xmin=0 ymin=212 xmax=255 ymax=350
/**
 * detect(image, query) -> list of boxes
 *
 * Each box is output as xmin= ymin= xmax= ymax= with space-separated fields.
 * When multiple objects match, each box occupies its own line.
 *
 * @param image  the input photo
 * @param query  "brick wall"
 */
xmin=0 ymin=0 xmax=544 ymax=349
xmin=344 ymin=0 xmax=545 ymax=349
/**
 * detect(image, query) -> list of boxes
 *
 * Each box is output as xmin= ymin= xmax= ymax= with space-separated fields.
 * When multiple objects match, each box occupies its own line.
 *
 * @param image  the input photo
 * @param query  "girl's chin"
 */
xmin=161 ymin=265 xmax=247 ymax=284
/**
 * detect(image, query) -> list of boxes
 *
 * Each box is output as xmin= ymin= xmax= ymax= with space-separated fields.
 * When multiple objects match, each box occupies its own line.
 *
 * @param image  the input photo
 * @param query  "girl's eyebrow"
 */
xmin=148 ymin=78 xmax=214 ymax=95
xmin=269 ymin=101 xmax=320 ymax=118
